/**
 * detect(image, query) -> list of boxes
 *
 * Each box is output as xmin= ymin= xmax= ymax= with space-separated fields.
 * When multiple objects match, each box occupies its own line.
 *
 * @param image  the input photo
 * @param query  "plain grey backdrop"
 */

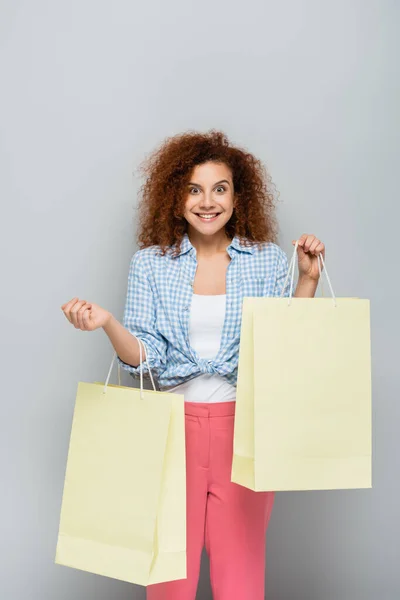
xmin=1 ymin=0 xmax=398 ymax=598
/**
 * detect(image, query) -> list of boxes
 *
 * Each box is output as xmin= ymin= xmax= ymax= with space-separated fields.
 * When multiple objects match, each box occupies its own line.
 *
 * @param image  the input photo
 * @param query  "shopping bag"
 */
xmin=232 ymin=241 xmax=372 ymax=492
xmin=55 ymin=340 xmax=186 ymax=585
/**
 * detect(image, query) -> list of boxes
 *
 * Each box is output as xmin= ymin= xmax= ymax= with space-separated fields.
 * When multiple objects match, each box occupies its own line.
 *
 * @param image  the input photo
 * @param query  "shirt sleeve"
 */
xmin=273 ymin=247 xmax=294 ymax=298
xmin=117 ymin=250 xmax=167 ymax=380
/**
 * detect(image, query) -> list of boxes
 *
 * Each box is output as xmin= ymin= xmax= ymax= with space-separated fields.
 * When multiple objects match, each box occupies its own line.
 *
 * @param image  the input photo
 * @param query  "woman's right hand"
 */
xmin=61 ymin=298 xmax=112 ymax=331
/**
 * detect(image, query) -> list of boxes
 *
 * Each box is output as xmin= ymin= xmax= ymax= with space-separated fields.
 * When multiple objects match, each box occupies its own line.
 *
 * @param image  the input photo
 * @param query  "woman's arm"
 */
xmin=102 ymin=314 xmax=143 ymax=367
xmin=294 ymin=275 xmax=318 ymax=298
xmin=293 ymin=234 xmax=325 ymax=298
xmin=274 ymin=240 xmax=322 ymax=299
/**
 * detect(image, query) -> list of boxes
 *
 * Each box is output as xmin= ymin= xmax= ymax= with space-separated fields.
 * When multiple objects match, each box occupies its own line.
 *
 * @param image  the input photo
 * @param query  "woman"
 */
xmin=61 ymin=130 xmax=325 ymax=600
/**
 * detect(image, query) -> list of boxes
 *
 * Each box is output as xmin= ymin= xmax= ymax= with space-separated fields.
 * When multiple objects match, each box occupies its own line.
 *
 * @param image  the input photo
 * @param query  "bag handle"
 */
xmin=280 ymin=239 xmax=337 ymax=307
xmin=102 ymin=336 xmax=156 ymax=399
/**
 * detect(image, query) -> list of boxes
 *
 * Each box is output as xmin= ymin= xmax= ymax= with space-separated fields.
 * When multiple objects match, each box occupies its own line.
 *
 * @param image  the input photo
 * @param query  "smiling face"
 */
xmin=182 ymin=161 xmax=235 ymax=238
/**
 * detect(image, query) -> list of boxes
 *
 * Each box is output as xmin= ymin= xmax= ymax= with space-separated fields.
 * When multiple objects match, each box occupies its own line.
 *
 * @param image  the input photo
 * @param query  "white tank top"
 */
xmin=166 ymin=293 xmax=237 ymax=403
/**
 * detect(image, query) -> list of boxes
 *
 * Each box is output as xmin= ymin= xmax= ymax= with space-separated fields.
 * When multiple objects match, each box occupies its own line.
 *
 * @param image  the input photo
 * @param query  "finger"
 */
xmin=62 ymin=298 xmax=80 ymax=323
xmin=303 ymin=235 xmax=316 ymax=252
xmin=70 ymin=300 xmax=87 ymax=328
xmin=296 ymin=234 xmax=308 ymax=247
xmin=78 ymin=304 xmax=92 ymax=330
xmin=315 ymin=243 xmax=325 ymax=267
xmin=75 ymin=302 xmax=89 ymax=329
xmin=297 ymin=234 xmax=315 ymax=251
xmin=61 ymin=297 xmax=79 ymax=311
xmin=77 ymin=304 xmax=88 ymax=329
xmin=295 ymin=233 xmax=307 ymax=257
xmin=309 ymin=239 xmax=320 ymax=254
xmin=82 ymin=307 xmax=91 ymax=330
xmin=62 ymin=310 xmax=72 ymax=324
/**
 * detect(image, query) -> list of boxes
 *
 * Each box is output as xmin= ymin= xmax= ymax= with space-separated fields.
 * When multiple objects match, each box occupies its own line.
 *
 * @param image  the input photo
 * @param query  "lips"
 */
xmin=195 ymin=213 xmax=221 ymax=222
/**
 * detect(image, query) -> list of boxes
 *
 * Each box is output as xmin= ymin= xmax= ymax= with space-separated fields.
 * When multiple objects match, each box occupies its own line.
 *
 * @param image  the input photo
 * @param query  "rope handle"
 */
xmin=280 ymin=239 xmax=337 ymax=307
xmin=102 ymin=336 xmax=156 ymax=399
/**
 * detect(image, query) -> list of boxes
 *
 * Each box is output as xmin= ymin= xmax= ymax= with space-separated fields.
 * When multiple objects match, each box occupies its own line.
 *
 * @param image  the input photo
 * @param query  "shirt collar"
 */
xmin=172 ymin=232 xmax=256 ymax=257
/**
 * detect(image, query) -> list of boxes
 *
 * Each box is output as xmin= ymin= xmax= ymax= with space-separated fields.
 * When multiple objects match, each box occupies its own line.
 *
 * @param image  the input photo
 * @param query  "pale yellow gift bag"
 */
xmin=55 ymin=339 xmax=186 ymax=585
xmin=232 ymin=241 xmax=372 ymax=492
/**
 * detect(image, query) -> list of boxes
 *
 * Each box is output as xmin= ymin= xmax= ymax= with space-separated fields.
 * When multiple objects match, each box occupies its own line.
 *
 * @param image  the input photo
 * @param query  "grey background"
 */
xmin=1 ymin=0 xmax=398 ymax=599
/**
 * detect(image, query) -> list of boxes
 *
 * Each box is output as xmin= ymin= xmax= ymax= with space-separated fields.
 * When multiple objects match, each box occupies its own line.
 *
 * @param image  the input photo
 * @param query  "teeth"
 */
xmin=197 ymin=214 xmax=218 ymax=219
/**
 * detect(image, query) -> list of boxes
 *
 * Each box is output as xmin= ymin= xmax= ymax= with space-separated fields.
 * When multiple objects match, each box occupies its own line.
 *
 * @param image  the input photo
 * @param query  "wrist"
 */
xmin=294 ymin=275 xmax=319 ymax=298
xmin=103 ymin=312 xmax=115 ymax=331
xmin=298 ymin=273 xmax=319 ymax=284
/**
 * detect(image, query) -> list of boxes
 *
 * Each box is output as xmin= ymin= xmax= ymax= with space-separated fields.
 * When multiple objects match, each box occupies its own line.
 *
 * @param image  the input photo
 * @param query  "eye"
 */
xmin=189 ymin=187 xmax=200 ymax=194
xmin=215 ymin=186 xmax=226 ymax=193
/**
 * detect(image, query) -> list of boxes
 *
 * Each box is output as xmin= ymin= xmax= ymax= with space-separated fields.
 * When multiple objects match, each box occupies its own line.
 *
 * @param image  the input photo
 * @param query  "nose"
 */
xmin=199 ymin=191 xmax=216 ymax=209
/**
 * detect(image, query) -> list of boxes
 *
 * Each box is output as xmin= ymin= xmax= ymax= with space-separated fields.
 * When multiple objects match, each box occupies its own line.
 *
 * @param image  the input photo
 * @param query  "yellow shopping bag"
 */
xmin=55 ymin=341 xmax=186 ymax=585
xmin=232 ymin=241 xmax=372 ymax=492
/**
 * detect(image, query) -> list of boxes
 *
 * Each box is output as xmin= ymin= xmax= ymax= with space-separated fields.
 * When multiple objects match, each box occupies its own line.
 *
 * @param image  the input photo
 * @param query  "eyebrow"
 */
xmin=187 ymin=179 xmax=231 ymax=188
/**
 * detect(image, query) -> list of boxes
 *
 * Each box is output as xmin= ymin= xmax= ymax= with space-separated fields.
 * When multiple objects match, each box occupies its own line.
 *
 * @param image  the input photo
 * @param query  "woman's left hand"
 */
xmin=292 ymin=234 xmax=326 ymax=281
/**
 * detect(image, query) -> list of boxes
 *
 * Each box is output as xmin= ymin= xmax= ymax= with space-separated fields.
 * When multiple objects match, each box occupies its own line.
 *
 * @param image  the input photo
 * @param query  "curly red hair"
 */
xmin=135 ymin=129 xmax=280 ymax=256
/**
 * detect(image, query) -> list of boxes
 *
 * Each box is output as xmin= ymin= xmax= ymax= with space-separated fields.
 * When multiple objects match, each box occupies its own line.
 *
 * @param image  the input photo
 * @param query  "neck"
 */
xmin=187 ymin=227 xmax=232 ymax=257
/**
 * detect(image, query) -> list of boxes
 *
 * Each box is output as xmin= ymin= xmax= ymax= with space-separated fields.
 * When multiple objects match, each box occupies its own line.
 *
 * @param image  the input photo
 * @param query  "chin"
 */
xmin=189 ymin=224 xmax=226 ymax=236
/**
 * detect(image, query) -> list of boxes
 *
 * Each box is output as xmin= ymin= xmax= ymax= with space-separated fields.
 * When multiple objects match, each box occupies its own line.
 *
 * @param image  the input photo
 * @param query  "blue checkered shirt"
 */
xmin=117 ymin=232 xmax=292 ymax=389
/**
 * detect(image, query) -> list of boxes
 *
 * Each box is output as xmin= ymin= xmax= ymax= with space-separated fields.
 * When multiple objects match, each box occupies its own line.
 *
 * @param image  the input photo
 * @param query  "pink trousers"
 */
xmin=146 ymin=400 xmax=275 ymax=600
